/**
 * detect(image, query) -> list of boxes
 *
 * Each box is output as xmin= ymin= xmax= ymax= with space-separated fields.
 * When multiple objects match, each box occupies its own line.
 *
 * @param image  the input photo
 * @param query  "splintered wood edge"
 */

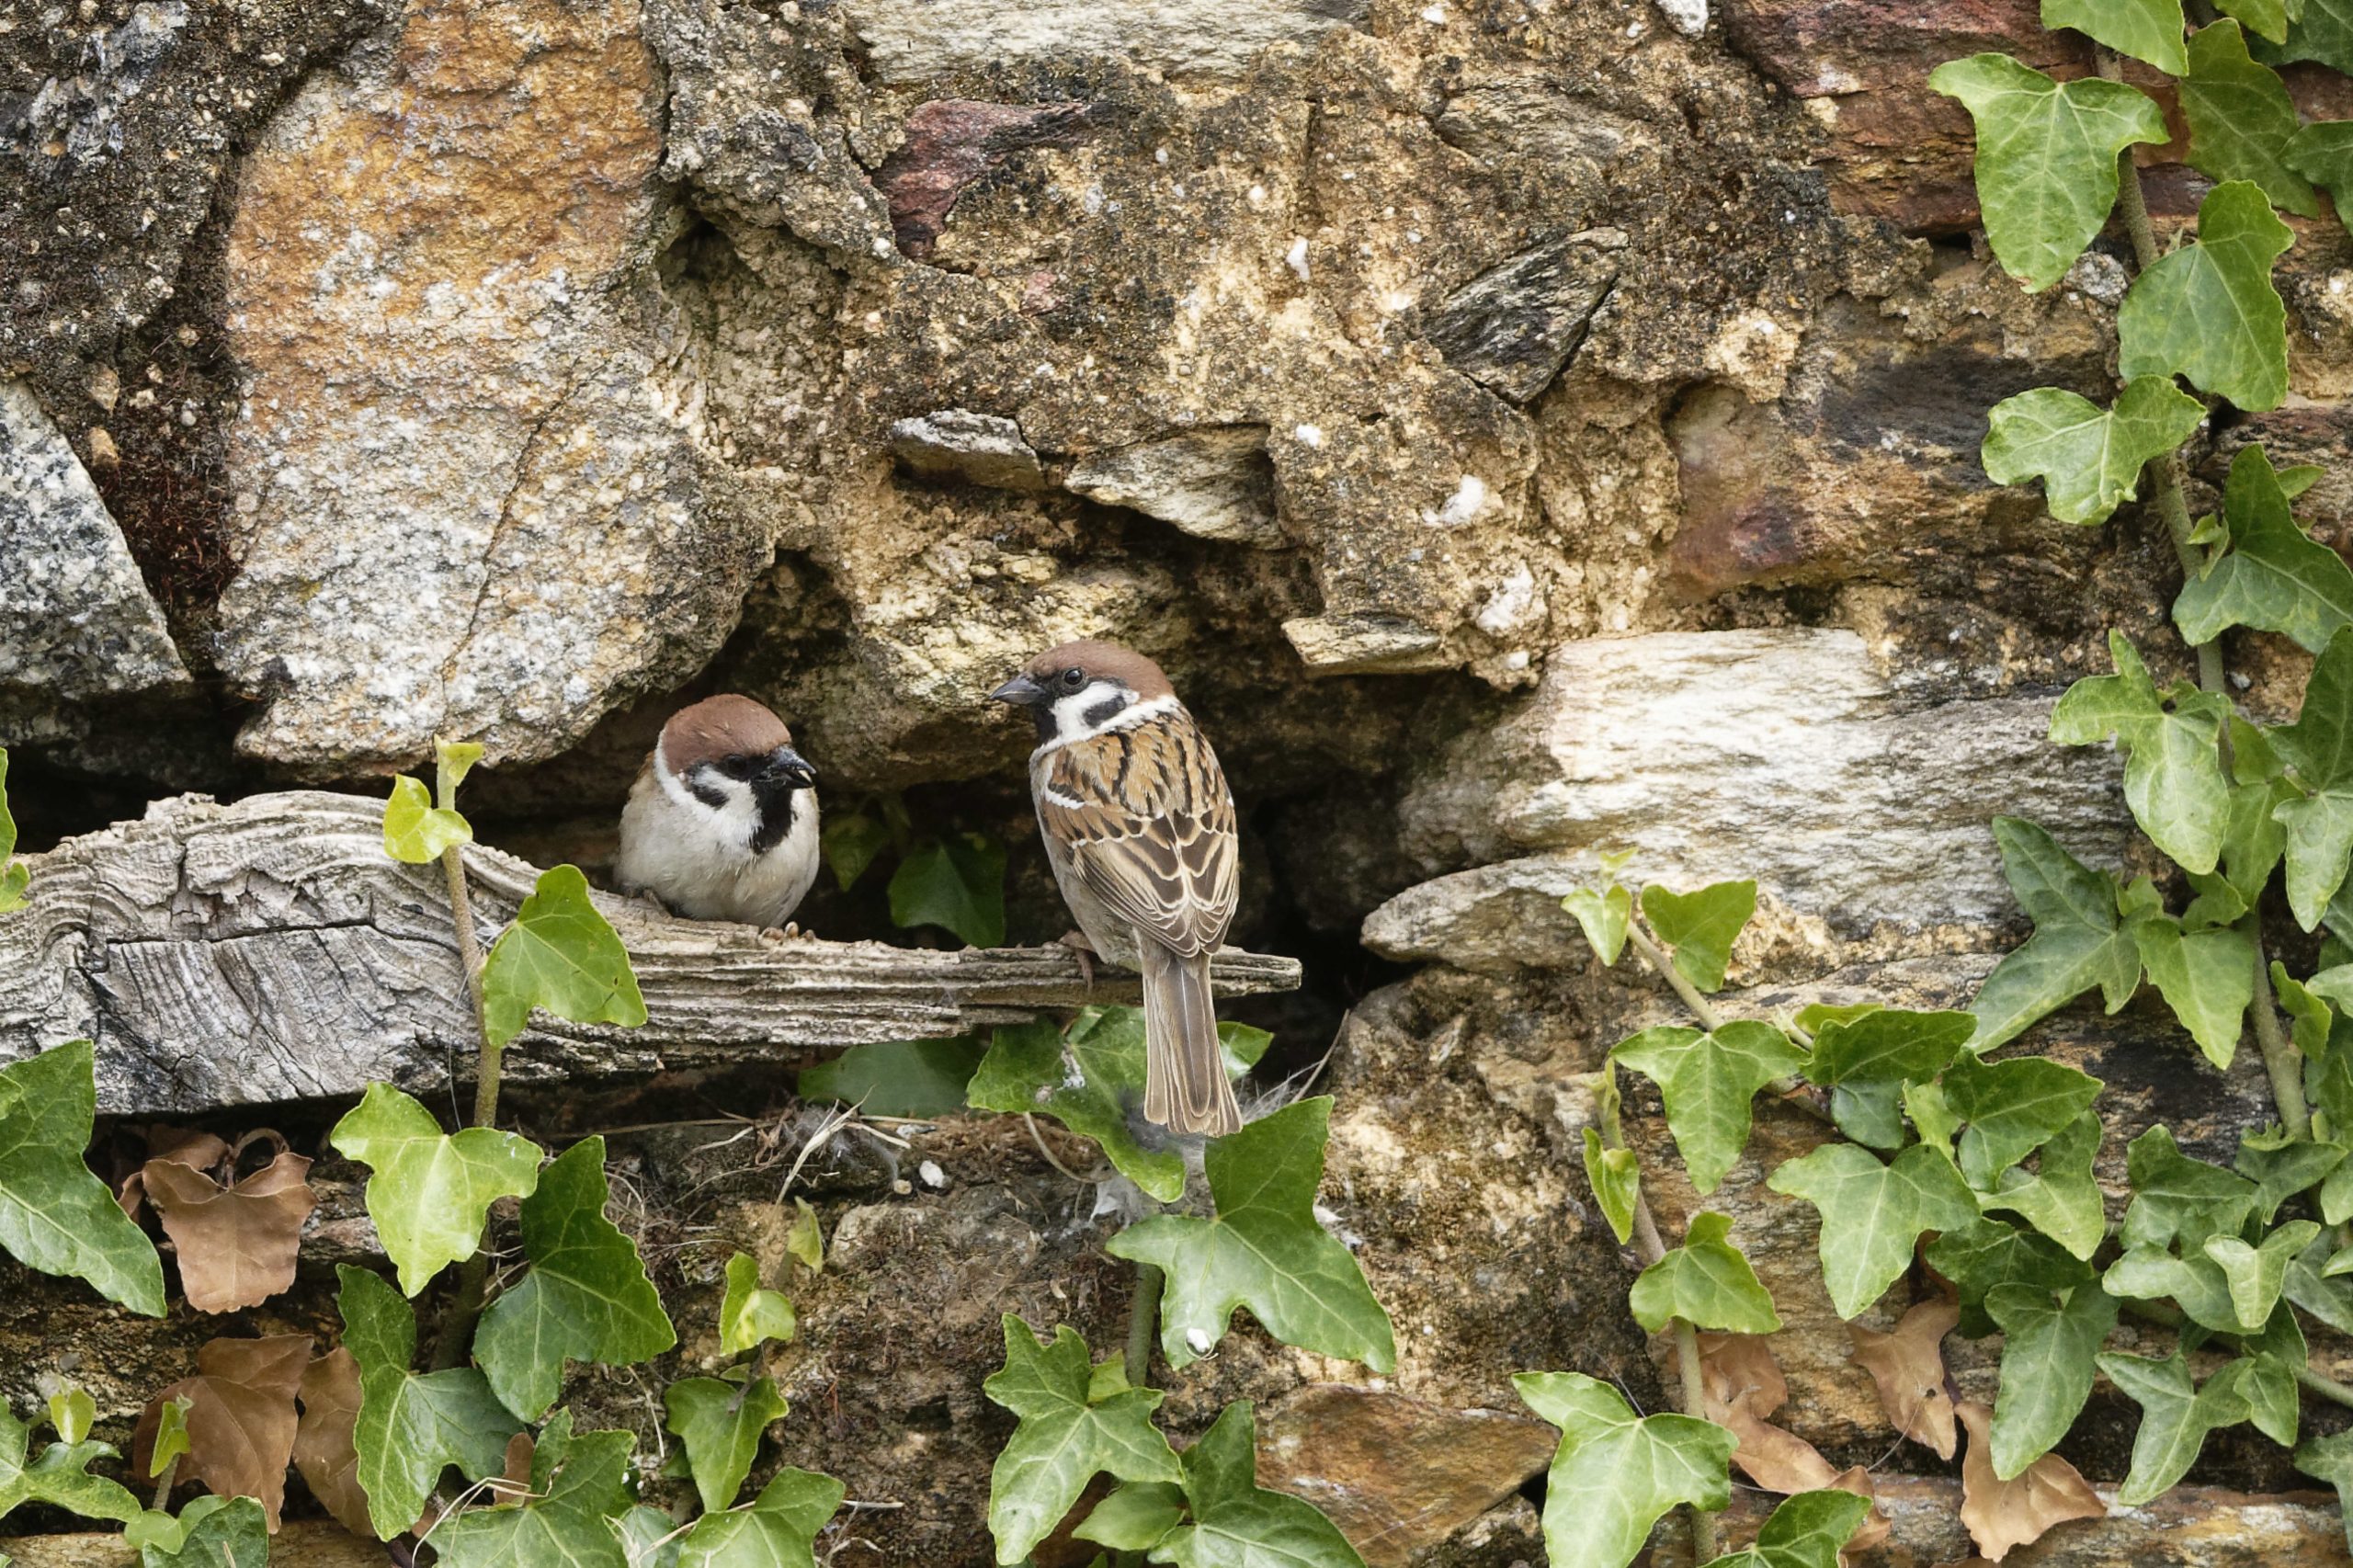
xmin=0 ymin=790 xmax=1304 ymax=1113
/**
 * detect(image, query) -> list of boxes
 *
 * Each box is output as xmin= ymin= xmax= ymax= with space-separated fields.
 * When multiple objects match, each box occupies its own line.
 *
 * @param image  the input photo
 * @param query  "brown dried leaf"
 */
xmin=1849 ymin=1298 xmax=1960 ymax=1460
xmin=499 ymin=1431 xmax=537 ymax=1499
xmin=1957 ymin=1399 xmax=2104 ymax=1562
xmin=292 ymin=1347 xmax=369 ymax=1538
xmin=144 ymin=1152 xmax=317 ymax=1313
xmin=134 ymin=1334 xmax=313 ymax=1528
xmin=1691 ymin=1333 xmax=1836 ymax=1493
xmin=146 ymin=1126 xmax=233 ymax=1170
xmin=1695 ymin=1332 xmax=1790 ymax=1419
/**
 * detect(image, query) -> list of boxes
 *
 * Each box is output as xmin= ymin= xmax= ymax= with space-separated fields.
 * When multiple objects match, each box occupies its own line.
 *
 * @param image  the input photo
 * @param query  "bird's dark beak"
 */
xmin=760 ymin=746 xmax=818 ymax=790
xmin=990 ymin=673 xmax=1050 ymax=707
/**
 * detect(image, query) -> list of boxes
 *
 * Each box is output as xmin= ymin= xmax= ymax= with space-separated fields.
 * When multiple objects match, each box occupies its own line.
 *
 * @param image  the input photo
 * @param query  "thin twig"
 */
xmin=1125 ymin=1262 xmax=1165 ymax=1389
xmin=1024 ymin=1112 xmax=1109 ymax=1184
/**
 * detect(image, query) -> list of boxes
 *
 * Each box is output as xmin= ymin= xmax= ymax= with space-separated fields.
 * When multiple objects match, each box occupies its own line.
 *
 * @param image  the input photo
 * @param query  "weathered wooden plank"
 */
xmin=0 ymin=791 xmax=1302 ymax=1115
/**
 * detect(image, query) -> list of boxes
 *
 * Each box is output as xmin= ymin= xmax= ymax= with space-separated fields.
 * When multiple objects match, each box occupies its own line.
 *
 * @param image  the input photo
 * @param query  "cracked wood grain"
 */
xmin=0 ymin=791 xmax=1302 ymax=1116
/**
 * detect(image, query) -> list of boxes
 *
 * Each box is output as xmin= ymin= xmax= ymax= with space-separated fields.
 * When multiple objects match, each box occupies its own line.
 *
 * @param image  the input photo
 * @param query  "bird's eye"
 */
xmin=1060 ymin=667 xmax=1086 ymax=690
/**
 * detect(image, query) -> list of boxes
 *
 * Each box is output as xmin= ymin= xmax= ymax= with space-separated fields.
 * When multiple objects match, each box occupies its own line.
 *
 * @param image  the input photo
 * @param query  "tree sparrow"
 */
xmin=614 ymin=695 xmax=821 ymax=931
xmin=991 ymin=641 xmax=1244 ymax=1137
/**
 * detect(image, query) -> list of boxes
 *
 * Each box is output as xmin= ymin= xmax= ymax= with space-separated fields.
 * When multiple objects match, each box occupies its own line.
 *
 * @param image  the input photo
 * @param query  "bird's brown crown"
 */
xmin=661 ymin=695 xmax=795 ymax=771
xmin=1025 ymin=640 xmax=1177 ymax=700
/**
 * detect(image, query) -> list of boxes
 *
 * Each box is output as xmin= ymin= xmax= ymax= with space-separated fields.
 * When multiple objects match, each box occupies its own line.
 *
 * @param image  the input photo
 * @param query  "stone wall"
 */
xmin=9 ymin=0 xmax=2353 ymax=1562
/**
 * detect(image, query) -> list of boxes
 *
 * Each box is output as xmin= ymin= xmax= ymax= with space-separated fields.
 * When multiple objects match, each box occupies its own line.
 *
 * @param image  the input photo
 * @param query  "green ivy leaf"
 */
xmin=2288 ymin=120 xmax=2353 ymax=240
xmin=888 ymin=833 xmax=1006 ymax=949
xmin=336 ymin=1264 xmax=519 ymax=1540
xmin=676 ymin=1468 xmax=847 ymax=1568
xmin=1582 ymin=1129 xmax=1639 ymax=1246
xmin=2097 ymin=1351 xmax=2254 ymax=1505
xmin=969 ymin=1012 xmax=1186 ymax=1201
xmin=1515 ymin=1371 xmax=1734 ymax=1568
xmin=1927 ymin=1217 xmax=2096 ymax=1336
xmin=1985 ymin=1281 xmax=2118 ymax=1479
xmin=1928 ymin=54 xmax=2169 ymax=290
xmin=1906 ymin=1079 xmax=1963 ymax=1162
xmin=2220 ymin=0 xmax=2292 ymax=44
xmin=473 ymin=1136 xmax=676 ymax=1422
xmin=0 ymin=750 xmax=29 ymax=914
xmin=2236 ymin=1127 xmax=2348 ymax=1221
xmin=2183 ymin=21 xmax=2323 ymax=215
xmin=2119 ymin=180 xmax=2292 ymax=411
xmin=2241 ymin=1303 xmax=2307 ymax=1446
xmin=820 ymin=812 xmax=892 ymax=892
xmin=720 ymin=1252 xmax=797 ymax=1357
xmin=1638 ymin=881 xmax=1756 ymax=993
xmin=1630 ymin=1212 xmax=1781 ymax=1334
xmin=329 ymin=1083 xmax=540 ymax=1296
xmin=1076 ymin=1481 xmax=1188 ymax=1551
xmin=1697 ymin=1488 xmax=1875 ymax=1568
xmin=135 ymin=1495 xmax=269 ymax=1568
xmin=1967 ymin=820 xmax=2143 ymax=1051
xmin=1614 ymin=1021 xmax=1805 ymax=1195
xmin=2043 ymin=0 xmax=2188 ymax=70
xmin=2122 ymin=1125 xmax=2261 ymax=1250
xmin=2269 ymin=0 xmax=2353 ymax=74
xmin=481 ymin=864 xmax=647 ymax=1049
xmin=2274 ymin=627 xmax=2353 ymax=927
xmin=800 ymin=1036 xmax=985 ymax=1119
xmin=1768 ymin=1143 xmax=1979 ymax=1318
xmin=145 ymin=1397 xmax=189 ymax=1481
xmin=620 ymin=1504 xmax=683 ymax=1568
xmin=1945 ymin=1055 xmax=2104 ymax=1188
xmin=2294 ymin=1429 xmax=2353 ymax=1552
xmin=2051 ymin=631 xmax=2231 ymax=873
xmin=382 ymin=775 xmax=473 ymax=865
xmin=2212 ymin=1221 xmax=2322 ymax=1326
xmin=2177 ymin=445 xmax=2353 ymax=655
xmin=1975 ymin=1111 xmax=2108 ymax=1261
xmin=2287 ymin=1226 xmax=2353 ymax=1328
xmin=0 ymin=1040 xmax=165 ymax=1315
xmin=430 ymin=1409 xmax=634 ymax=1568
xmin=46 ymin=1388 xmax=93 ymax=1447
xmin=1828 ymin=1079 xmax=1908 ymax=1152
xmin=0 ymin=1404 xmax=140 ymax=1525
xmin=665 ymin=1375 xmax=790 ymax=1517
xmin=1803 ymin=1009 xmax=1974 ymax=1087
xmin=1152 ymin=1401 xmax=1365 ymax=1568
xmin=2131 ymin=912 xmax=2256 ymax=1068
xmin=982 ymin=1315 xmax=1182 ymax=1565
xmin=1982 ymin=377 xmax=2208 ymax=526
xmin=785 ymin=1199 xmax=824 ymax=1274
xmin=1107 ymin=1097 xmax=1395 ymax=1371
xmin=1563 ymin=884 xmax=1632 ymax=966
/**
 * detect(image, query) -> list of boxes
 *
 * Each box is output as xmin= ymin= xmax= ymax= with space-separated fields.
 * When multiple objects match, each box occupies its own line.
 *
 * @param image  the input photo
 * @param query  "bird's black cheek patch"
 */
xmin=686 ymin=770 xmax=729 ymax=811
xmin=1083 ymin=693 xmax=1129 ymax=730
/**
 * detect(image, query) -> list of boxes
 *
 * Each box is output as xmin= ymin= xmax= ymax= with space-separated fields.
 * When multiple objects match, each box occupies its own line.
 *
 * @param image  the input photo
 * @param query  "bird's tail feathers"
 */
xmin=1140 ymin=943 xmax=1242 ymax=1138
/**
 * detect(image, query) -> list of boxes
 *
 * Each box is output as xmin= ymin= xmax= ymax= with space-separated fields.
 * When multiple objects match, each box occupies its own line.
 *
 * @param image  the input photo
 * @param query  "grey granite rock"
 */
xmin=0 ymin=381 xmax=187 ymax=712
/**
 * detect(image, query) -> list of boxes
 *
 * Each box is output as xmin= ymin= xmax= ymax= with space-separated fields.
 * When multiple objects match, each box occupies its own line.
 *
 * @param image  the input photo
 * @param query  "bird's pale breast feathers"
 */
xmin=1039 ymin=704 xmax=1237 ymax=958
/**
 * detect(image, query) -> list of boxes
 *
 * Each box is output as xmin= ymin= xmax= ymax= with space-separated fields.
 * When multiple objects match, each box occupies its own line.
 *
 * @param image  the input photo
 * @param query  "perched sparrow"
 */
xmin=991 ymin=641 xmax=1243 ymax=1137
xmin=613 ymin=696 xmax=821 ymax=930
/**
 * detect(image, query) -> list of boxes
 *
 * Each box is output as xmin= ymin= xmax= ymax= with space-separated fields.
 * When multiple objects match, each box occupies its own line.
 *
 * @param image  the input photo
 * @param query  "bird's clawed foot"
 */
xmin=1056 ymin=929 xmax=1098 ymax=990
xmin=759 ymin=921 xmax=806 ymax=943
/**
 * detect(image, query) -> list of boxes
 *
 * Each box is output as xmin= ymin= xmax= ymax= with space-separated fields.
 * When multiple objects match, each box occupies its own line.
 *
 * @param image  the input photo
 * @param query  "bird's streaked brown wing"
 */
xmin=1038 ymin=708 xmax=1238 ymax=959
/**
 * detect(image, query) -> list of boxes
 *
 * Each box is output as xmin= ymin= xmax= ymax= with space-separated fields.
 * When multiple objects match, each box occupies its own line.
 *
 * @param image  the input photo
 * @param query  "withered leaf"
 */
xmin=1957 ymin=1399 xmax=2105 ymax=1562
xmin=144 ymin=1152 xmax=317 ymax=1314
xmin=293 ymin=1347 xmax=369 ymax=1538
xmin=135 ymin=1335 xmax=313 ymax=1528
xmin=1693 ymin=1332 xmax=1837 ymax=1493
xmin=1848 ymin=1299 xmax=1961 ymax=1460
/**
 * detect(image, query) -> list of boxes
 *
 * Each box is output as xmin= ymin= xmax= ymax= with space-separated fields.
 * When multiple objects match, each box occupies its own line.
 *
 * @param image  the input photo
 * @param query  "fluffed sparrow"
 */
xmin=613 ymin=695 xmax=821 ymax=931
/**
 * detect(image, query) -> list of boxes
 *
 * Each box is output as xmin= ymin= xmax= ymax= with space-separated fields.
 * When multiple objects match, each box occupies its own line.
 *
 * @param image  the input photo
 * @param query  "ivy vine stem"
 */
xmin=2095 ymin=46 xmax=2307 ymax=1135
xmin=1625 ymin=924 xmax=1726 ymax=1031
xmin=1599 ymin=1096 xmax=1719 ymax=1562
xmin=2297 ymin=1362 xmax=2353 ymax=1408
xmin=429 ymin=755 xmax=505 ymax=1371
